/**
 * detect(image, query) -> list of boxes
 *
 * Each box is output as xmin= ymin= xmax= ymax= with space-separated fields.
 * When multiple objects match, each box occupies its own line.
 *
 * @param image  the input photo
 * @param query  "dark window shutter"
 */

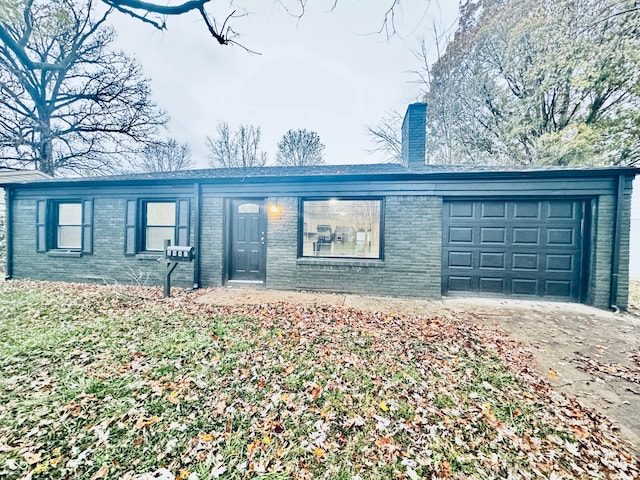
xmin=36 ymin=200 xmax=46 ymax=252
xmin=81 ymin=199 xmax=93 ymax=254
xmin=125 ymin=200 xmax=137 ymax=255
xmin=176 ymin=199 xmax=189 ymax=246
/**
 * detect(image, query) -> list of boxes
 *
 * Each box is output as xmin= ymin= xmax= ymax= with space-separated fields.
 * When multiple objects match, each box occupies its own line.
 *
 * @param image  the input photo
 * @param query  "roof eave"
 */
xmin=2 ymin=165 xmax=638 ymax=189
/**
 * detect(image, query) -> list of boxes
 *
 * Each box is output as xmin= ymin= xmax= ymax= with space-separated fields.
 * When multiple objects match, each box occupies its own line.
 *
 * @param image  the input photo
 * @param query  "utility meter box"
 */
xmin=166 ymin=245 xmax=195 ymax=262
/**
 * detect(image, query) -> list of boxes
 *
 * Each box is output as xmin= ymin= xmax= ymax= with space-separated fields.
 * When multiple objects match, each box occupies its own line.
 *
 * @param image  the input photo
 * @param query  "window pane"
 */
xmin=58 ymin=203 xmax=82 ymax=225
xmin=58 ymin=226 xmax=82 ymax=249
xmin=146 ymin=227 xmax=175 ymax=251
xmin=147 ymin=202 xmax=176 ymax=226
xmin=238 ymin=203 xmax=260 ymax=214
xmin=302 ymin=199 xmax=381 ymax=258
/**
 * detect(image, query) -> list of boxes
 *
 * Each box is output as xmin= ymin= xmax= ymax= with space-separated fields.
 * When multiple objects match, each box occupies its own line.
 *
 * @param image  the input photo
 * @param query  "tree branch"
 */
xmin=103 ymin=0 xmax=211 ymax=16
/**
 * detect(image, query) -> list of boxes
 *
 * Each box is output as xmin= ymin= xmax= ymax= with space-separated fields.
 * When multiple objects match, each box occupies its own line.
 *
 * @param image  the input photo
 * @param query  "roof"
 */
xmin=0 ymin=169 xmax=51 ymax=184
xmin=0 ymin=163 xmax=638 ymax=188
xmin=0 ymin=171 xmax=52 ymax=212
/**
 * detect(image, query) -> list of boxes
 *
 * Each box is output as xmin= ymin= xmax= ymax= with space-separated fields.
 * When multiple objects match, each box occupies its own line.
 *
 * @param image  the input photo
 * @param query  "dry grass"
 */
xmin=1 ymin=281 xmax=639 ymax=479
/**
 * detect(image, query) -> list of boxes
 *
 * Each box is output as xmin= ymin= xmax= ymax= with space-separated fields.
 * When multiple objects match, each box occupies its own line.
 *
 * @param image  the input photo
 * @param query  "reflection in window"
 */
xmin=56 ymin=203 xmax=82 ymax=249
xmin=301 ymin=199 xmax=382 ymax=258
xmin=144 ymin=201 xmax=176 ymax=251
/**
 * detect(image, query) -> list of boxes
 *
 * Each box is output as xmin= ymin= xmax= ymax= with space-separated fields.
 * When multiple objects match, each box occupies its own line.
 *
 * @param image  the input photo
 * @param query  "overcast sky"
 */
xmin=109 ymin=1 xmax=460 ymax=168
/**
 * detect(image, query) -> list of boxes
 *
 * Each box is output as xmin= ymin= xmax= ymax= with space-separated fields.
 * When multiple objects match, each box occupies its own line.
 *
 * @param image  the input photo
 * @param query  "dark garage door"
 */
xmin=442 ymin=199 xmax=585 ymax=301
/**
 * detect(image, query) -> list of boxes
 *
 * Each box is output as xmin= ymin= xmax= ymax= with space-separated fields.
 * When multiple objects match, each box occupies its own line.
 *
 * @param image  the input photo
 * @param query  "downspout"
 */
xmin=4 ymin=187 xmax=13 ymax=280
xmin=193 ymin=181 xmax=201 ymax=289
xmin=609 ymin=174 xmax=625 ymax=311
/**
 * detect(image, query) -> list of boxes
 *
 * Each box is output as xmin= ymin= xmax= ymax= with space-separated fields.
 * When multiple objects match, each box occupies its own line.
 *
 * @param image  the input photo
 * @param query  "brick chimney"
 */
xmin=401 ymin=102 xmax=427 ymax=169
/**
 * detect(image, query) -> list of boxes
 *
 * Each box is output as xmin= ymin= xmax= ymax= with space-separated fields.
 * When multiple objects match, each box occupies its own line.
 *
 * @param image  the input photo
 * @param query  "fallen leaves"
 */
xmin=574 ymin=352 xmax=640 ymax=384
xmin=0 ymin=280 xmax=638 ymax=480
xmin=134 ymin=415 xmax=161 ymax=429
xmin=91 ymin=465 xmax=109 ymax=479
xmin=548 ymin=368 xmax=560 ymax=380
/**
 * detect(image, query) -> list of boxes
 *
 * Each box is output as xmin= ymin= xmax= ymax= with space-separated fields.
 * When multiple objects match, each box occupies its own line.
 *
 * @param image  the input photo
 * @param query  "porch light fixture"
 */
xmin=269 ymin=204 xmax=281 ymax=214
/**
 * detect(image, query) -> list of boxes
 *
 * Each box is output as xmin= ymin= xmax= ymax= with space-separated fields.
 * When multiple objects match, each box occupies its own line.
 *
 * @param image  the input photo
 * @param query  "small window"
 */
xmin=56 ymin=203 xmax=82 ymax=249
xmin=301 ymin=199 xmax=382 ymax=259
xmin=36 ymin=199 xmax=93 ymax=253
xmin=125 ymin=198 xmax=189 ymax=256
xmin=144 ymin=201 xmax=176 ymax=251
xmin=238 ymin=203 xmax=260 ymax=214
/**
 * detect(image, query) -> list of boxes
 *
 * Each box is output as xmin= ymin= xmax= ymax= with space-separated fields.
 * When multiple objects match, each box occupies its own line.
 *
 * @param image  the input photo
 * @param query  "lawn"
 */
xmin=0 ymin=281 xmax=638 ymax=479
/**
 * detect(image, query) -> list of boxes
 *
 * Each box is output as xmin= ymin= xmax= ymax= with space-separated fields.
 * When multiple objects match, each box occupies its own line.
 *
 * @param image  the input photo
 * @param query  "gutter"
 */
xmin=3 ymin=166 xmax=640 ymax=191
xmin=193 ymin=182 xmax=201 ymax=289
xmin=4 ymin=187 xmax=12 ymax=279
xmin=609 ymin=173 xmax=625 ymax=310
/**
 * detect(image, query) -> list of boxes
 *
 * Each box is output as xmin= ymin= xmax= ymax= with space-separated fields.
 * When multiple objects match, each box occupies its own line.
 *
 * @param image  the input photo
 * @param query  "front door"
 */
xmin=229 ymin=199 xmax=266 ymax=282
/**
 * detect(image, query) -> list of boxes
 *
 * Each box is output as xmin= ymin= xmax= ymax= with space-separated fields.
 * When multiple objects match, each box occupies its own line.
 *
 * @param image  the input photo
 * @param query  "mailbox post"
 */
xmin=164 ymin=240 xmax=195 ymax=297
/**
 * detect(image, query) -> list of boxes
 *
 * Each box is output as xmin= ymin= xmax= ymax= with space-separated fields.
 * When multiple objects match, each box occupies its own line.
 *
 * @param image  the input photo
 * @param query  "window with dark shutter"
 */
xmin=36 ymin=199 xmax=93 ymax=253
xmin=176 ymin=199 xmax=189 ymax=246
xmin=82 ymin=199 xmax=93 ymax=254
xmin=125 ymin=200 xmax=137 ymax=255
xmin=36 ymin=200 xmax=46 ymax=252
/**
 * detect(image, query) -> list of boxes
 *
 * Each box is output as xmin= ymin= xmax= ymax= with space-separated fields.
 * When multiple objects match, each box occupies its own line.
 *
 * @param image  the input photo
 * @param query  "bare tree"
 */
xmin=0 ymin=0 xmax=166 ymax=176
xmin=100 ymin=1 xmax=420 ymax=48
xmin=134 ymin=138 xmax=194 ymax=172
xmin=3 ymin=1 xmax=444 ymax=51
xmin=365 ymin=111 xmax=403 ymax=163
xmin=275 ymin=129 xmax=325 ymax=166
xmin=206 ymin=122 xmax=267 ymax=168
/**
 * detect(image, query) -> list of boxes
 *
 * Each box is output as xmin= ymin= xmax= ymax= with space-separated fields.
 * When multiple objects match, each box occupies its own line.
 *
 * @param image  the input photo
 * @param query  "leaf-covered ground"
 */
xmin=0 ymin=281 xmax=638 ymax=480
xmin=628 ymin=280 xmax=640 ymax=318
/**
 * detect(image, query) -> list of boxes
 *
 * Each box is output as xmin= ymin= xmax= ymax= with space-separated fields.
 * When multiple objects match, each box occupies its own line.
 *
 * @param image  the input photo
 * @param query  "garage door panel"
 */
xmin=547 ymin=228 xmax=574 ymax=245
xmin=548 ymin=201 xmax=575 ymax=219
xmin=480 ymin=227 xmax=506 ymax=244
xmin=480 ymin=252 xmax=505 ymax=269
xmin=513 ymin=227 xmax=540 ymax=245
xmin=546 ymin=254 xmax=573 ymax=272
xmin=512 ymin=278 xmax=539 ymax=295
xmin=443 ymin=199 xmax=584 ymax=301
xmin=449 ymin=226 xmax=474 ymax=243
xmin=479 ymin=277 xmax=505 ymax=294
xmin=544 ymin=280 xmax=572 ymax=298
xmin=481 ymin=202 xmax=506 ymax=218
xmin=448 ymin=251 xmax=473 ymax=268
xmin=514 ymin=201 xmax=541 ymax=219
xmin=450 ymin=202 xmax=474 ymax=218
xmin=513 ymin=253 xmax=539 ymax=270
xmin=448 ymin=276 xmax=473 ymax=291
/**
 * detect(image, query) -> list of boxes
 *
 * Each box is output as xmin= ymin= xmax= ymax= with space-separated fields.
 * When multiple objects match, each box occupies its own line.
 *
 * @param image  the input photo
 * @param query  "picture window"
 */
xmin=301 ymin=199 xmax=382 ymax=259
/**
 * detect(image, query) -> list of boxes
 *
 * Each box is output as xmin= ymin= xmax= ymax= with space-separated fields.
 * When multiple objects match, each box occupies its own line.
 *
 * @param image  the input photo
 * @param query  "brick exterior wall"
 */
xmin=618 ymin=188 xmax=632 ymax=310
xmin=401 ymin=102 xmax=427 ymax=169
xmin=199 ymin=196 xmax=224 ymax=287
xmin=588 ymin=192 xmax=631 ymax=310
xmin=265 ymin=196 xmax=442 ymax=298
xmin=7 ymin=182 xmax=633 ymax=309
xmin=11 ymin=197 xmax=194 ymax=288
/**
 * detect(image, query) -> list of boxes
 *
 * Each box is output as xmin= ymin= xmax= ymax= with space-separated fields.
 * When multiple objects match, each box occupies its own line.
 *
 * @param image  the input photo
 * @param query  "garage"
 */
xmin=442 ymin=199 xmax=586 ymax=301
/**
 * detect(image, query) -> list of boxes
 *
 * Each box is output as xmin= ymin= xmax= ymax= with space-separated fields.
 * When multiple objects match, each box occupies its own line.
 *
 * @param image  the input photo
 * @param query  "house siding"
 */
xmin=4 ymin=169 xmax=636 ymax=310
xmin=588 ymin=180 xmax=633 ymax=309
xmin=266 ymin=195 xmax=441 ymax=297
xmin=199 ymin=196 xmax=225 ymax=288
xmin=631 ymin=177 xmax=640 ymax=280
xmin=11 ymin=197 xmax=195 ymax=288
